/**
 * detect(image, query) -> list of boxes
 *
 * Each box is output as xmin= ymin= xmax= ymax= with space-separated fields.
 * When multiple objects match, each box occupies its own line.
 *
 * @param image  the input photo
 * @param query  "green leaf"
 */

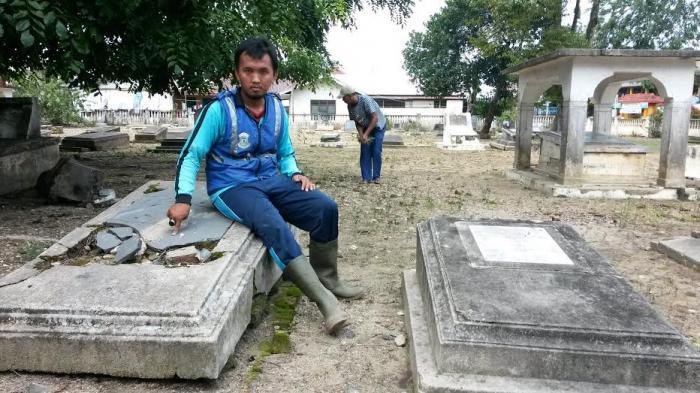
xmin=28 ymin=0 xmax=42 ymax=9
xmin=15 ymin=19 xmax=30 ymax=32
xmin=55 ymin=20 xmax=68 ymax=39
xmin=173 ymin=64 xmax=183 ymax=74
xmin=0 ymin=23 xmax=3 ymax=38
xmin=20 ymin=29 xmax=34 ymax=47
xmin=43 ymin=11 xmax=55 ymax=25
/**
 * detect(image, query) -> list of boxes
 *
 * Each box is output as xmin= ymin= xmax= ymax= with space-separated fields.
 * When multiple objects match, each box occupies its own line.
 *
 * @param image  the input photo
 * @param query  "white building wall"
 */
xmin=289 ymin=85 xmax=344 ymax=116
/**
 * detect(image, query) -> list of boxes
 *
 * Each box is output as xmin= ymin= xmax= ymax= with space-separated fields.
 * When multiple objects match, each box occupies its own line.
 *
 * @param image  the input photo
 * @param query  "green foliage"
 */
xmin=594 ymin=0 xmax=700 ymax=49
xmin=648 ymin=111 xmax=663 ymax=138
xmin=0 ymin=0 xmax=413 ymax=94
xmin=11 ymin=71 xmax=83 ymax=125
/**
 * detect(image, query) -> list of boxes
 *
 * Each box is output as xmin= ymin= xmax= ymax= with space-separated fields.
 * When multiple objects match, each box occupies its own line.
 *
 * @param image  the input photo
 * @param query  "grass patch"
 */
xmin=621 ymin=137 xmax=661 ymax=154
xmin=144 ymin=183 xmax=165 ymax=194
xmin=19 ymin=241 xmax=49 ymax=261
xmin=246 ymin=282 xmax=302 ymax=383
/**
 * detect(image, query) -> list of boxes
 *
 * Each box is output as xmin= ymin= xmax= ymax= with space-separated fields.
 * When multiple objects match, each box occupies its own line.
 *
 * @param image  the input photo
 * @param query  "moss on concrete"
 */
xmin=246 ymin=281 xmax=302 ymax=383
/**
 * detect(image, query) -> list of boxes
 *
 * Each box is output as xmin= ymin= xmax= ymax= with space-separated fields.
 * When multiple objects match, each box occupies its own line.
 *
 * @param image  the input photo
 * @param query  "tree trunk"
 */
xmin=585 ymin=0 xmax=600 ymax=41
xmin=554 ymin=0 xmax=563 ymax=26
xmin=571 ymin=0 xmax=581 ymax=31
xmin=478 ymin=84 xmax=505 ymax=138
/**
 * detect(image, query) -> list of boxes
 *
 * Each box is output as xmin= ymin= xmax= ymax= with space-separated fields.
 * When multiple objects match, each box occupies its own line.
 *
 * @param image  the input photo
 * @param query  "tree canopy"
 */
xmin=0 ymin=0 xmax=414 ymax=94
xmin=593 ymin=0 xmax=700 ymax=49
xmin=403 ymin=0 xmax=586 ymax=135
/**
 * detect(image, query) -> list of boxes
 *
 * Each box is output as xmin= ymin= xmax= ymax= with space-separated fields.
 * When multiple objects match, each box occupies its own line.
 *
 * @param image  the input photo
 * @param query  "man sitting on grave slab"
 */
xmin=166 ymin=37 xmax=363 ymax=334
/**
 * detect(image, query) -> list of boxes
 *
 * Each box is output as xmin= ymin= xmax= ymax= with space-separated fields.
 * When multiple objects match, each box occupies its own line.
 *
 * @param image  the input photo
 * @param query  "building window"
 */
xmin=310 ymin=100 xmax=336 ymax=119
xmin=376 ymin=98 xmax=406 ymax=108
xmin=433 ymin=99 xmax=447 ymax=108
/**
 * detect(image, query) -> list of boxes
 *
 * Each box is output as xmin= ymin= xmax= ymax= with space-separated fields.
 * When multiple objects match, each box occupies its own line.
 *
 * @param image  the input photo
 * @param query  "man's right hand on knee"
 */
xmin=167 ymin=203 xmax=191 ymax=234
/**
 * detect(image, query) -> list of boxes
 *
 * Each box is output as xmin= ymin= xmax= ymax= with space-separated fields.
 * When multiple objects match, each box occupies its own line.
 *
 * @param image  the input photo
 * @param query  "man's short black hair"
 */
xmin=234 ymin=37 xmax=279 ymax=72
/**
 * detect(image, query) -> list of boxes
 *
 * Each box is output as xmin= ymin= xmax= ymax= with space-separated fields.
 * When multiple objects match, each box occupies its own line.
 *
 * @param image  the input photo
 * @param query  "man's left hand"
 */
xmin=292 ymin=174 xmax=316 ymax=191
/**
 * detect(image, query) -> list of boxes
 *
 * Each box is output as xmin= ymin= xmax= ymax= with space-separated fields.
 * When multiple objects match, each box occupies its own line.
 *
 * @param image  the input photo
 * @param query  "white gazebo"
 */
xmin=504 ymin=49 xmax=699 ymax=197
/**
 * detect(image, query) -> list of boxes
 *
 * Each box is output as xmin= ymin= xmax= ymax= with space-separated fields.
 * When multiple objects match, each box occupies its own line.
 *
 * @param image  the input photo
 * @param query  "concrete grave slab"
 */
xmin=383 ymin=133 xmax=405 ymax=147
xmin=95 ymin=231 xmax=121 ymax=253
xmin=403 ymin=217 xmax=700 ymax=392
xmin=152 ymin=128 xmax=191 ymax=153
xmin=320 ymin=133 xmax=341 ymax=142
xmin=109 ymin=226 xmax=134 ymax=240
xmin=134 ymin=126 xmax=168 ymax=143
xmin=104 ymin=183 xmax=232 ymax=251
xmin=653 ymin=237 xmax=700 ymax=271
xmin=0 ymin=180 xmax=283 ymax=379
xmin=60 ymin=127 xmax=129 ymax=151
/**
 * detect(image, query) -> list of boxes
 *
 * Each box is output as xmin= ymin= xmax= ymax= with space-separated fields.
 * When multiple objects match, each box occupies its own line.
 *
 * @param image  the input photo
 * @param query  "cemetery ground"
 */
xmin=0 ymin=131 xmax=698 ymax=392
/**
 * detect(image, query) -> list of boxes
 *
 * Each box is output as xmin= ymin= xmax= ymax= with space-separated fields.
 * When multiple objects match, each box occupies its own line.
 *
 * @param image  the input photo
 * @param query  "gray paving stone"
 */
xmin=109 ymin=226 xmax=134 ymax=240
xmin=114 ymin=236 xmax=141 ymax=264
xmin=105 ymin=184 xmax=231 ymax=251
xmin=403 ymin=217 xmax=700 ymax=392
xmin=653 ymin=237 xmax=700 ymax=270
xmin=96 ymin=231 xmax=122 ymax=253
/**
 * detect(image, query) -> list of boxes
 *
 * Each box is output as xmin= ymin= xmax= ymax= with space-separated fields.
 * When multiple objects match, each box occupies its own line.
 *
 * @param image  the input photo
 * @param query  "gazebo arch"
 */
xmin=505 ymin=49 xmax=699 ymax=192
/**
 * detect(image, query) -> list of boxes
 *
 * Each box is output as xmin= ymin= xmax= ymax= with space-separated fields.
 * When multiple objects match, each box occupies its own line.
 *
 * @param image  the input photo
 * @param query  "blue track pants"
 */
xmin=212 ymin=175 xmax=338 ymax=270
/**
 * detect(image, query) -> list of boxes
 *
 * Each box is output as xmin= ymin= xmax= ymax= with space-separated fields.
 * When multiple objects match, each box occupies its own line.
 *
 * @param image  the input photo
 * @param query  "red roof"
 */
xmin=618 ymin=93 xmax=664 ymax=104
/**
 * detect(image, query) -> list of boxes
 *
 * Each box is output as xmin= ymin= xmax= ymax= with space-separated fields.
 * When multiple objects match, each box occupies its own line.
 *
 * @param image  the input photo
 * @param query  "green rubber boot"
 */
xmin=285 ymin=255 xmax=348 ymax=334
xmin=309 ymin=239 xmax=365 ymax=299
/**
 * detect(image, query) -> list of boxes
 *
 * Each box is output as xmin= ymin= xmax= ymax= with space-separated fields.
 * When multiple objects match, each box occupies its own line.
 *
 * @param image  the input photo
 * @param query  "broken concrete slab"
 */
xmin=692 ymin=231 xmax=699 ymax=239
xmin=96 ymin=231 xmax=121 ymax=253
xmin=134 ymin=126 xmax=168 ymax=143
xmin=105 ymin=184 xmax=232 ymax=251
xmin=653 ymin=237 xmax=700 ymax=271
xmin=0 ymin=97 xmax=41 ymax=140
xmin=37 ymin=157 xmax=106 ymax=203
xmin=60 ymin=128 xmax=129 ymax=151
xmin=403 ymin=217 xmax=700 ymax=392
xmin=0 ymin=181 xmax=283 ymax=379
xmin=109 ymin=226 xmax=134 ymax=240
xmin=114 ymin=236 xmax=141 ymax=264
xmin=0 ymin=138 xmax=60 ymax=195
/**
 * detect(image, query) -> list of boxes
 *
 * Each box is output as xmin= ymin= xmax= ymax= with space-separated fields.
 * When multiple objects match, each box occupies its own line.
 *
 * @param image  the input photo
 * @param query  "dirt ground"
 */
xmin=0 ymin=130 xmax=699 ymax=393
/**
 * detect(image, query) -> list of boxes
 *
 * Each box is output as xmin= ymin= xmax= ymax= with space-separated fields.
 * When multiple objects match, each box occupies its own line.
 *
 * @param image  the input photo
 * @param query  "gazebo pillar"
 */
xmin=514 ymin=102 xmax=535 ymax=169
xmin=558 ymin=100 xmax=588 ymax=184
xmin=658 ymin=98 xmax=690 ymax=187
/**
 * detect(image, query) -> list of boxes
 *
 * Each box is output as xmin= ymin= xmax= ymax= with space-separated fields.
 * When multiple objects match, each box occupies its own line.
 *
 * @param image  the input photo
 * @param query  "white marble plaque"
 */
xmin=466 ymin=224 xmax=574 ymax=265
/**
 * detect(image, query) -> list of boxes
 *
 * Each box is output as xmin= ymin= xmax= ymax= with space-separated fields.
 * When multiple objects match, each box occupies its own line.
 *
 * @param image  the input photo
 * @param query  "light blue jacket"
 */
xmin=174 ymin=89 xmax=300 ymax=204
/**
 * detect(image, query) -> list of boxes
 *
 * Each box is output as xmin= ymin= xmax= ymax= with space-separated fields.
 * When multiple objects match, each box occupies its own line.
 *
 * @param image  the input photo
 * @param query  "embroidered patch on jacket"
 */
xmin=238 ymin=132 xmax=251 ymax=149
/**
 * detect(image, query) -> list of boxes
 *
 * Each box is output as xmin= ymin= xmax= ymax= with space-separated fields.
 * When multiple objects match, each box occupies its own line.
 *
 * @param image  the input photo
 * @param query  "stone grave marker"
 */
xmin=134 ymin=125 xmax=168 ymax=143
xmin=437 ymin=113 xmax=483 ymax=150
xmin=383 ymin=133 xmax=405 ymax=147
xmin=0 ymin=97 xmax=60 ymax=194
xmin=403 ymin=217 xmax=699 ymax=392
xmin=0 ymin=181 xmax=283 ymax=379
xmin=60 ymin=126 xmax=129 ymax=151
xmin=653 ymin=233 xmax=700 ymax=271
xmin=152 ymin=127 xmax=191 ymax=153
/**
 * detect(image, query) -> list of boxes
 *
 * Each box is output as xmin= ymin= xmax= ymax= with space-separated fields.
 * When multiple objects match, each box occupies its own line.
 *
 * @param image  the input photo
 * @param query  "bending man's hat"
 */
xmin=337 ymin=85 xmax=356 ymax=99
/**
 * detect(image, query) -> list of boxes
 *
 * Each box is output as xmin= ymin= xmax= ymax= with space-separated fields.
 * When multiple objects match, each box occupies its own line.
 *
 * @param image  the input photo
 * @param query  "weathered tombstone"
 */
xmin=686 ymin=145 xmax=700 ymax=180
xmin=0 ymin=181 xmax=284 ymax=379
xmin=37 ymin=157 xmax=108 ymax=203
xmin=152 ymin=127 xmax=191 ymax=153
xmin=653 ymin=233 xmax=700 ymax=271
xmin=60 ymin=126 xmax=129 ymax=151
xmin=0 ymin=97 xmax=60 ymax=195
xmin=134 ymin=125 xmax=168 ymax=143
xmin=383 ymin=133 xmax=405 ymax=147
xmin=403 ymin=217 xmax=700 ymax=392
xmin=320 ymin=133 xmax=341 ymax=142
xmin=437 ymin=113 xmax=483 ymax=150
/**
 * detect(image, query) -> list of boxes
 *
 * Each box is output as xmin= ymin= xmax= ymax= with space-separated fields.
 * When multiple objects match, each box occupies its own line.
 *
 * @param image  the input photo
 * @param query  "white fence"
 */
xmin=81 ymin=110 xmax=194 ymax=127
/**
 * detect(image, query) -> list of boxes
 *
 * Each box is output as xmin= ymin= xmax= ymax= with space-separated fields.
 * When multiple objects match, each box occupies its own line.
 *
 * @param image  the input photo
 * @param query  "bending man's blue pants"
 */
xmin=360 ymin=127 xmax=385 ymax=182
xmin=212 ymin=175 xmax=338 ymax=270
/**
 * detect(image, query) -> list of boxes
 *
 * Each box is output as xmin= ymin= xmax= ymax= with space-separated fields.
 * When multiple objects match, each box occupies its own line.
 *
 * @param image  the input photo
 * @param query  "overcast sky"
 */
xmin=326 ymin=0 xmax=590 ymax=95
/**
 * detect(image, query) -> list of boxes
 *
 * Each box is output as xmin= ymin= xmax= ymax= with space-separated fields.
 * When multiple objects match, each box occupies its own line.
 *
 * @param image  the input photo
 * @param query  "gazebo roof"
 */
xmin=618 ymin=93 xmax=664 ymax=104
xmin=503 ymin=49 xmax=700 ymax=75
